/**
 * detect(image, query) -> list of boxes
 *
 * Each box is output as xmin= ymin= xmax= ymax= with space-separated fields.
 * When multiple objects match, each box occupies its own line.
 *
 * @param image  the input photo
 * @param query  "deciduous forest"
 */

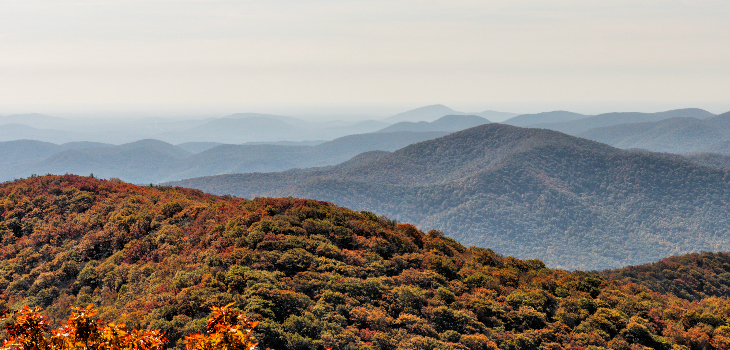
xmin=3 ymin=175 xmax=730 ymax=349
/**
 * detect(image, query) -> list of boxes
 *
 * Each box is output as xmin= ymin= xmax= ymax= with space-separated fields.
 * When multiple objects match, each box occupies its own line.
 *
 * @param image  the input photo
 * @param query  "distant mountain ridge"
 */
xmin=167 ymin=123 xmax=730 ymax=270
xmin=0 ymin=107 xmax=713 ymax=146
xmin=376 ymin=114 xmax=490 ymax=133
xmin=383 ymin=104 xmax=516 ymax=123
xmin=579 ymin=110 xmax=730 ymax=153
xmin=534 ymin=108 xmax=715 ymax=135
xmin=0 ymin=131 xmax=448 ymax=184
xmin=502 ymin=111 xmax=588 ymax=127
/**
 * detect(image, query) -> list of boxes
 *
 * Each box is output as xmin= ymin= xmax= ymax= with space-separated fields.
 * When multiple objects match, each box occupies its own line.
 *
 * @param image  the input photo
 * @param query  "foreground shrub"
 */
xmin=1 ymin=303 xmax=258 ymax=350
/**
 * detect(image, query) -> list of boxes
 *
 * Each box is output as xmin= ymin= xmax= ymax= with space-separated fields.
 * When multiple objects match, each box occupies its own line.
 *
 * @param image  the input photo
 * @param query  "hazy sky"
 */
xmin=1 ymin=0 xmax=729 ymax=117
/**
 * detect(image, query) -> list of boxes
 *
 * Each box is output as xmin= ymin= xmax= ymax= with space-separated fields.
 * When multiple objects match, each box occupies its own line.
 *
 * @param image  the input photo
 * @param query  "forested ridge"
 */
xmin=603 ymin=252 xmax=730 ymax=302
xmin=167 ymin=124 xmax=730 ymax=270
xmin=5 ymin=175 xmax=730 ymax=349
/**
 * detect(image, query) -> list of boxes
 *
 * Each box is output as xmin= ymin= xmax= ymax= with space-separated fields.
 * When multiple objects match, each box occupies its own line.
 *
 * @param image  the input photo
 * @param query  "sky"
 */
xmin=1 ymin=0 xmax=729 ymax=119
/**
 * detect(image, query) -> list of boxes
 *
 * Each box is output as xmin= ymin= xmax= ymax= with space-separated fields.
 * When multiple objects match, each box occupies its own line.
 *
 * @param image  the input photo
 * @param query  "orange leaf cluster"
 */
xmin=2 ymin=304 xmax=166 ymax=350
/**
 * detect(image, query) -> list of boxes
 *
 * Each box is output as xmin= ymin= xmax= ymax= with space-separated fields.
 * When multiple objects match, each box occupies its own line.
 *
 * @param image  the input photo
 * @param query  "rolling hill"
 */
xmin=578 ymin=111 xmax=730 ymax=153
xmin=3 ymin=174 xmax=730 ymax=350
xmin=167 ymin=124 xmax=730 ymax=270
xmin=0 ymin=131 xmax=449 ymax=184
xmin=531 ymin=108 xmax=715 ymax=135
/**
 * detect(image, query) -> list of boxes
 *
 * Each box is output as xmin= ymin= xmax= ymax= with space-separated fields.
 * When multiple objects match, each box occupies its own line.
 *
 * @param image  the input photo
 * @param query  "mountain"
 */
xmin=3 ymin=175 xmax=730 ymax=350
xmin=31 ymin=141 xmax=189 ymax=184
xmin=168 ymin=131 xmax=450 ymax=181
xmin=0 ymin=139 xmax=62 ymax=164
xmin=579 ymin=111 xmax=730 ymax=153
xmin=384 ymin=104 xmax=463 ymax=123
xmin=167 ymin=124 xmax=730 ymax=270
xmin=502 ymin=111 xmax=588 ymax=127
xmin=0 ymin=140 xmax=115 ymax=180
xmin=0 ymin=131 xmax=448 ymax=184
xmin=377 ymin=115 xmax=490 ymax=133
xmin=116 ymin=139 xmax=191 ymax=159
xmin=532 ymin=108 xmax=715 ymax=135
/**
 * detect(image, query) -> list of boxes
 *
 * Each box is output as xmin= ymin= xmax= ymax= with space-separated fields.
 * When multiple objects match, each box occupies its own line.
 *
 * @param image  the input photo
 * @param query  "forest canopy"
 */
xmin=3 ymin=175 xmax=730 ymax=349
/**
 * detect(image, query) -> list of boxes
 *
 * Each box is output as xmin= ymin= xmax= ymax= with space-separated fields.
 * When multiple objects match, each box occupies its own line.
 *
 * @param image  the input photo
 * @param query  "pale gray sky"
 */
xmin=1 ymin=0 xmax=729 ymax=117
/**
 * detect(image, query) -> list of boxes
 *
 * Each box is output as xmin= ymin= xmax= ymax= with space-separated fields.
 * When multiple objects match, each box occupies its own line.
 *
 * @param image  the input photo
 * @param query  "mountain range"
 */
xmin=167 ymin=123 xmax=730 ymax=270
xmin=5 ymin=106 xmax=727 ymax=156
xmin=578 ymin=111 xmax=730 ymax=153
xmin=0 ymin=105 xmax=515 ymax=145
xmin=0 ymin=131 xmax=450 ymax=184
xmin=504 ymin=108 xmax=715 ymax=134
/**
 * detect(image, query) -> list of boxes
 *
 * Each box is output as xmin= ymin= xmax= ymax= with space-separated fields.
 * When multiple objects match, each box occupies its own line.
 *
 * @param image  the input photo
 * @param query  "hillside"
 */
xmin=3 ymin=175 xmax=730 ymax=350
xmin=695 ymin=140 xmax=730 ymax=155
xmin=0 ymin=131 xmax=448 ymax=184
xmin=579 ymin=111 xmax=730 ymax=153
xmin=376 ymin=115 xmax=490 ymax=133
xmin=168 ymin=124 xmax=730 ymax=270
xmin=602 ymin=251 xmax=730 ymax=301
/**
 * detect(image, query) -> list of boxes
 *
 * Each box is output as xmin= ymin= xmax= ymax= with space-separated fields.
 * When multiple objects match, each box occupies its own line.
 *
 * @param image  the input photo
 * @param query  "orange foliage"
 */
xmin=2 ymin=303 xmax=259 ymax=350
xmin=184 ymin=303 xmax=258 ymax=350
xmin=1 ymin=304 xmax=166 ymax=350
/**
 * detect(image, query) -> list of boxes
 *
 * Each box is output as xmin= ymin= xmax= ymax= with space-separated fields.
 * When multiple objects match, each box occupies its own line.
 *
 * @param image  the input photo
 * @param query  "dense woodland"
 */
xmin=603 ymin=252 xmax=730 ymax=301
xmin=5 ymin=176 xmax=730 ymax=349
xmin=168 ymin=124 xmax=730 ymax=270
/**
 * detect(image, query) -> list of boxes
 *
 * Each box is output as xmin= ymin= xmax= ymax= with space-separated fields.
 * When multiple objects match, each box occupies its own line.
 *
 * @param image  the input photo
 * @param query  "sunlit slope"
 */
xmin=169 ymin=124 xmax=730 ymax=270
xmin=5 ymin=175 xmax=730 ymax=349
